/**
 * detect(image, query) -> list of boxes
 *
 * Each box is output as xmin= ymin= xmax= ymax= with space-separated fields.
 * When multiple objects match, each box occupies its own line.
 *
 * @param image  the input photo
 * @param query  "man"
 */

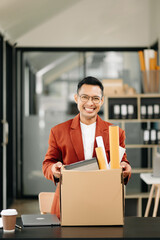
xmin=43 ymin=76 xmax=131 ymax=219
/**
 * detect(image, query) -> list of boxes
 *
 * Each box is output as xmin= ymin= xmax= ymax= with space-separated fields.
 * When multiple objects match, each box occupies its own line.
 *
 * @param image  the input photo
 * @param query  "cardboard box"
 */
xmin=60 ymin=168 xmax=124 ymax=226
xmin=102 ymin=79 xmax=123 ymax=96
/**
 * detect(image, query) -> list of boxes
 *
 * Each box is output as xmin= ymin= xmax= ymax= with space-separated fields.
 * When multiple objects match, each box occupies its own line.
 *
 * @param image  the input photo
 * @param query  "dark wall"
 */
xmin=0 ymin=36 xmax=3 ymax=210
xmin=6 ymin=42 xmax=14 ymax=207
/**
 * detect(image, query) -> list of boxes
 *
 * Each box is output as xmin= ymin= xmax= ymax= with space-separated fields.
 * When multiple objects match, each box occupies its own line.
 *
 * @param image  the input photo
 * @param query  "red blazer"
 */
xmin=42 ymin=114 xmax=129 ymax=219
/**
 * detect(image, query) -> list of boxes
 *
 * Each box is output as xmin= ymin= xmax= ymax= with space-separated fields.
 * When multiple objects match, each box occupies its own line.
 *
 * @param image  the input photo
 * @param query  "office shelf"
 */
xmin=131 ymin=168 xmax=153 ymax=173
xmin=108 ymin=119 xmax=160 ymax=123
xmin=104 ymin=93 xmax=160 ymax=217
xmin=126 ymin=144 xmax=159 ymax=148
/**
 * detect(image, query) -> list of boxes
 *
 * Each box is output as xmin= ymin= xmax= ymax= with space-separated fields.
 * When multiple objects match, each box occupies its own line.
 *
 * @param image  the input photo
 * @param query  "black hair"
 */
xmin=77 ymin=76 xmax=104 ymax=95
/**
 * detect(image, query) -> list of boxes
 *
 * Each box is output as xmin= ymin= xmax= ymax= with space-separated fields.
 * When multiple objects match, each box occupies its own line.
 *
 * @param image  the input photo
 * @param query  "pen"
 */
xmin=15 ymin=224 xmax=22 ymax=229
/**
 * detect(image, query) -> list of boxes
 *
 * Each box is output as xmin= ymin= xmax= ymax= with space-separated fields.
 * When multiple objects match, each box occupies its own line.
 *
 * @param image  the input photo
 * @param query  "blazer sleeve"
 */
xmin=42 ymin=128 xmax=62 ymax=183
xmin=119 ymin=129 xmax=129 ymax=165
xmin=119 ymin=129 xmax=131 ymax=185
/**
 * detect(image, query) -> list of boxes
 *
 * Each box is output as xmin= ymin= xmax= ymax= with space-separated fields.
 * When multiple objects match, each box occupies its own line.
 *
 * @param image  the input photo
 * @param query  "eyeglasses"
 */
xmin=79 ymin=94 xmax=102 ymax=104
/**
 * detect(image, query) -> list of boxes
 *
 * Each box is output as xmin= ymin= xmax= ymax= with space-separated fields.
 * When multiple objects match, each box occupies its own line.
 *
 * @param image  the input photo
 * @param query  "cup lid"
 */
xmin=1 ymin=209 xmax=18 ymax=216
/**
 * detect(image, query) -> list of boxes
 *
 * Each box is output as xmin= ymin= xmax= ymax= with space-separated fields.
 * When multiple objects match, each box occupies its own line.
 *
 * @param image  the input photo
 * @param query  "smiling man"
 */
xmin=43 ymin=76 xmax=131 ymax=219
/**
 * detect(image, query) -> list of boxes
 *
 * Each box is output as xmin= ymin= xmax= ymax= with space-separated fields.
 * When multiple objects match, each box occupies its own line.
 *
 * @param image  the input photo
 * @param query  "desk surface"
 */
xmin=1 ymin=217 xmax=160 ymax=239
xmin=140 ymin=173 xmax=160 ymax=184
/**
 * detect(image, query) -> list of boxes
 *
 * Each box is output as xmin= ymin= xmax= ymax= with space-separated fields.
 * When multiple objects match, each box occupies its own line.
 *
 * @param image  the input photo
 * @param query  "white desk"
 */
xmin=140 ymin=173 xmax=160 ymax=217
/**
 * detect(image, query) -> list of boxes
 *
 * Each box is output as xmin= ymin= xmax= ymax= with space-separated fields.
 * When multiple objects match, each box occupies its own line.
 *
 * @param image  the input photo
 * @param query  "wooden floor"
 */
xmin=10 ymin=199 xmax=40 ymax=217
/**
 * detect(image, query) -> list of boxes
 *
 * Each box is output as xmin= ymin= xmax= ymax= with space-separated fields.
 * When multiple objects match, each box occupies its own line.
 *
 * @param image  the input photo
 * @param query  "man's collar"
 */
xmin=71 ymin=113 xmax=107 ymax=131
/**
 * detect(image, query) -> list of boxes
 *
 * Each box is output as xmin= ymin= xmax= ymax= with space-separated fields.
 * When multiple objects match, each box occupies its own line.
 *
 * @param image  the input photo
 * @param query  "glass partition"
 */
xmin=22 ymin=51 xmax=84 ymax=195
xmin=20 ymin=50 xmax=141 ymax=195
xmin=85 ymin=51 xmax=141 ymax=93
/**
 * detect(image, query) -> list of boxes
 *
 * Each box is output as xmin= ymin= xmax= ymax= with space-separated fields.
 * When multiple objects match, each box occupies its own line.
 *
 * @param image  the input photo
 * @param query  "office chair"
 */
xmin=38 ymin=192 xmax=55 ymax=214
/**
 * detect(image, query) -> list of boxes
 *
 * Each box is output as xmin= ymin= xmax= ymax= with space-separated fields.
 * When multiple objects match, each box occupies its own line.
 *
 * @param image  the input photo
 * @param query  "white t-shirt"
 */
xmin=80 ymin=121 xmax=96 ymax=160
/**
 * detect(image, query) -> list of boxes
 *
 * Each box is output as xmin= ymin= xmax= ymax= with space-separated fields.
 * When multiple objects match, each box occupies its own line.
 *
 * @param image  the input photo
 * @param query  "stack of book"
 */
xmin=138 ymin=49 xmax=160 ymax=93
xmin=64 ymin=126 xmax=126 ymax=171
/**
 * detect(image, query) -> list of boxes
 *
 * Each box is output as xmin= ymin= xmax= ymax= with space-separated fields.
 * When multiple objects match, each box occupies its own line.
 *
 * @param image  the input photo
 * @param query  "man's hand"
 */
xmin=51 ymin=162 xmax=63 ymax=179
xmin=120 ymin=161 xmax=131 ymax=181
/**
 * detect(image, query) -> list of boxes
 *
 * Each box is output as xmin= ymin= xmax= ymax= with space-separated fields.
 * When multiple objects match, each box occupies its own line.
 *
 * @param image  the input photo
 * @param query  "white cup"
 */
xmin=1 ymin=209 xmax=18 ymax=232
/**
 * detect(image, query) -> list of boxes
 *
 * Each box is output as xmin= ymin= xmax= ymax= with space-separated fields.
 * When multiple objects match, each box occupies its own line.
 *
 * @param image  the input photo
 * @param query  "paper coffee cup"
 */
xmin=1 ymin=209 xmax=18 ymax=232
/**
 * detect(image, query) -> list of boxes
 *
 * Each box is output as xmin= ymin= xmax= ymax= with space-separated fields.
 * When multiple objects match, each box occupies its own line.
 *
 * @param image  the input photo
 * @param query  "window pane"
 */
xmin=23 ymin=51 xmax=84 ymax=195
xmin=86 ymin=51 xmax=141 ymax=93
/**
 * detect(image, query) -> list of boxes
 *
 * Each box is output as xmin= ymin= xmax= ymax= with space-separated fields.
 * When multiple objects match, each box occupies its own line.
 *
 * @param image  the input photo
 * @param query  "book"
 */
xmin=96 ymin=136 xmax=109 ymax=169
xmin=95 ymin=147 xmax=107 ymax=170
xmin=109 ymin=126 xmax=120 ymax=169
xmin=64 ymin=158 xmax=99 ymax=171
xmin=96 ymin=135 xmax=126 ymax=169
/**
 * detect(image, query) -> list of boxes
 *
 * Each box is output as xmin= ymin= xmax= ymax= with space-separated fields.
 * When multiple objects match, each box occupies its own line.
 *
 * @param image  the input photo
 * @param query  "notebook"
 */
xmin=21 ymin=214 xmax=60 ymax=227
xmin=64 ymin=158 xmax=99 ymax=171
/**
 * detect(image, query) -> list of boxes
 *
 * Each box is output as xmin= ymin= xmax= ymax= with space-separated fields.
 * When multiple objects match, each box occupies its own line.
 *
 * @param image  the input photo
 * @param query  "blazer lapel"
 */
xmin=70 ymin=114 xmax=85 ymax=161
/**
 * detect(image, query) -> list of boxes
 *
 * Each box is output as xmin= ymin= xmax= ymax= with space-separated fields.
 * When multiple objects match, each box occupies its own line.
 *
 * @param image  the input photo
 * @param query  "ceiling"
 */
xmin=0 ymin=0 xmax=79 ymax=43
xmin=0 ymin=0 xmax=156 ymax=87
xmin=0 ymin=0 xmax=152 ymax=47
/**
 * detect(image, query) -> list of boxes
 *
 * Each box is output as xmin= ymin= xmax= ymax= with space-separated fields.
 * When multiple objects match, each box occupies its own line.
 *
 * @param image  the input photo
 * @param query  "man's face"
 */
xmin=74 ymin=84 xmax=104 ymax=123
